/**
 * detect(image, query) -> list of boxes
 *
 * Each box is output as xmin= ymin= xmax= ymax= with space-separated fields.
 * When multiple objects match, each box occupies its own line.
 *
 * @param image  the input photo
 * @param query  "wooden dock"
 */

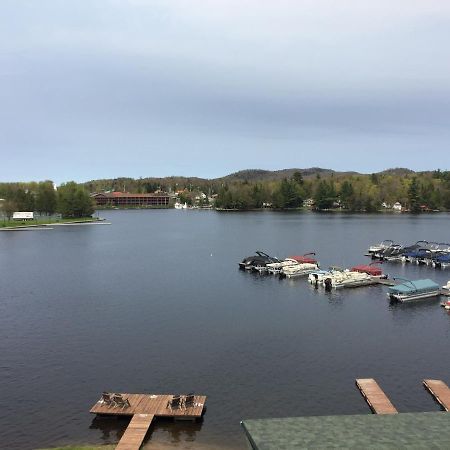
xmin=356 ymin=379 xmax=398 ymax=414
xmin=423 ymin=379 xmax=450 ymax=411
xmin=90 ymin=393 xmax=206 ymax=449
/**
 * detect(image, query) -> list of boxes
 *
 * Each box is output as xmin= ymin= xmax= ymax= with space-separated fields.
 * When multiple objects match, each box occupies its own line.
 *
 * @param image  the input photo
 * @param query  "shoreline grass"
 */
xmin=0 ymin=216 xmax=102 ymax=229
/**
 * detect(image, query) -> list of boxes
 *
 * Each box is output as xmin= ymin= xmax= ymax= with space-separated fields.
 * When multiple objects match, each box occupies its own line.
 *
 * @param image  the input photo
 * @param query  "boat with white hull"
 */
xmin=281 ymin=263 xmax=319 ymax=278
xmin=387 ymin=278 xmax=441 ymax=302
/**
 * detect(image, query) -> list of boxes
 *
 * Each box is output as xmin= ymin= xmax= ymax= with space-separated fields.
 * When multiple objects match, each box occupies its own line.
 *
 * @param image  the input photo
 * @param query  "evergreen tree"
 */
xmin=408 ymin=177 xmax=421 ymax=213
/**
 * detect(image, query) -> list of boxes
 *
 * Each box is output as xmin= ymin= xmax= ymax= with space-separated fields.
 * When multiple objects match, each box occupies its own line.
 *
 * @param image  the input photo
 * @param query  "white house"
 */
xmin=392 ymin=202 xmax=402 ymax=211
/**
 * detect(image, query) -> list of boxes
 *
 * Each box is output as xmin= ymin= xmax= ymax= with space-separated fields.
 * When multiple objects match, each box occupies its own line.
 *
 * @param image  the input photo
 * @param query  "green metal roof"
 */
xmin=241 ymin=412 xmax=450 ymax=449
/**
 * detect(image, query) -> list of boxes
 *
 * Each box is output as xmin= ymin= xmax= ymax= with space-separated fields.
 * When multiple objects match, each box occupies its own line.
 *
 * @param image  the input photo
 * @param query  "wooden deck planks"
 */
xmin=356 ymin=378 xmax=398 ymax=414
xmin=423 ymin=379 xmax=450 ymax=411
xmin=90 ymin=393 xmax=207 ymax=418
xmin=116 ymin=414 xmax=154 ymax=450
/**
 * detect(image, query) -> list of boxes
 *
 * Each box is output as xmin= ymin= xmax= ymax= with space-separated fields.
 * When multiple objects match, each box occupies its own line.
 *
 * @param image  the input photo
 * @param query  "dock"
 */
xmin=356 ymin=379 xmax=398 ymax=414
xmin=423 ymin=380 xmax=450 ymax=411
xmin=372 ymin=277 xmax=396 ymax=286
xmin=90 ymin=393 xmax=206 ymax=449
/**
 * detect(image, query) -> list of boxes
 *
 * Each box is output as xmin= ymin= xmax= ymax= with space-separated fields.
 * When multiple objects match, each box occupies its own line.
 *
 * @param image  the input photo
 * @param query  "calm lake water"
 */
xmin=1 ymin=211 xmax=449 ymax=450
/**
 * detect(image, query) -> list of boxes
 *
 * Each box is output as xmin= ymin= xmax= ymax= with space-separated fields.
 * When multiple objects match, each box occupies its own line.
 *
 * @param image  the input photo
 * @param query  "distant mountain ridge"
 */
xmin=84 ymin=167 xmax=431 ymax=189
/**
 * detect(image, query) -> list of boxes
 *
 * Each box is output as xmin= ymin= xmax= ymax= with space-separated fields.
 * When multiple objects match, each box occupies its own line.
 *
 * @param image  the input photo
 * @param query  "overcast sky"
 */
xmin=1 ymin=0 xmax=449 ymax=183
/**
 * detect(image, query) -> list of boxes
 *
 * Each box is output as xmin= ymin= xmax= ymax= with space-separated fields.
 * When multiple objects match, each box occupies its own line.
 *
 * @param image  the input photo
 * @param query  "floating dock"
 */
xmin=423 ymin=379 xmax=450 ymax=411
xmin=356 ymin=379 xmax=398 ymax=414
xmin=90 ymin=393 xmax=206 ymax=449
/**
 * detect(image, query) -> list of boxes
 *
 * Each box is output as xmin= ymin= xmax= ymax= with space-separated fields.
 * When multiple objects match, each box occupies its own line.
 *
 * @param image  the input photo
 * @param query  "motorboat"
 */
xmin=442 ymin=281 xmax=450 ymax=291
xmin=174 ymin=201 xmax=188 ymax=209
xmin=267 ymin=253 xmax=318 ymax=274
xmin=238 ymin=251 xmax=280 ymax=271
xmin=401 ymin=248 xmax=433 ymax=265
xmin=266 ymin=258 xmax=299 ymax=274
xmin=387 ymin=278 xmax=441 ymax=302
xmin=330 ymin=271 xmax=374 ymax=289
xmin=308 ymin=266 xmax=344 ymax=284
xmin=379 ymin=244 xmax=405 ymax=261
xmin=432 ymin=253 xmax=450 ymax=269
xmin=281 ymin=262 xmax=319 ymax=278
xmin=367 ymin=240 xmax=394 ymax=256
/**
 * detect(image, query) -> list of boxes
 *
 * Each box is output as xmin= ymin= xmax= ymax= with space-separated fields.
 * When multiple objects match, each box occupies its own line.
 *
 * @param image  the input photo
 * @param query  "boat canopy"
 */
xmin=351 ymin=264 xmax=382 ymax=276
xmin=289 ymin=255 xmax=317 ymax=264
xmin=388 ymin=279 xmax=439 ymax=295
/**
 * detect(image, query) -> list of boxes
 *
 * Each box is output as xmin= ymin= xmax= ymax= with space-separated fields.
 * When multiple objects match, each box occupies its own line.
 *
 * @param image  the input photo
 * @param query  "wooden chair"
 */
xmin=183 ymin=393 xmax=195 ymax=408
xmin=111 ymin=393 xmax=130 ymax=408
xmin=167 ymin=395 xmax=181 ymax=409
xmin=101 ymin=391 xmax=114 ymax=406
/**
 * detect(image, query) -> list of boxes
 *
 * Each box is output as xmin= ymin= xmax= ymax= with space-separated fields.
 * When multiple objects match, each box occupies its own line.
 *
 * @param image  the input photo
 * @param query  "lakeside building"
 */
xmin=91 ymin=192 xmax=170 ymax=207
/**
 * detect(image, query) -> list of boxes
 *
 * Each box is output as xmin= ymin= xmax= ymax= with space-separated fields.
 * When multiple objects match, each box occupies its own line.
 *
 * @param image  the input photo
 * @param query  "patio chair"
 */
xmin=101 ymin=391 xmax=113 ymax=406
xmin=167 ymin=394 xmax=182 ymax=409
xmin=183 ymin=393 xmax=195 ymax=408
xmin=111 ymin=393 xmax=130 ymax=408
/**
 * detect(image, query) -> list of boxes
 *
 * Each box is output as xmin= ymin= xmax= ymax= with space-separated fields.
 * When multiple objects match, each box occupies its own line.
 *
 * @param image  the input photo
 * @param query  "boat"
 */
xmin=174 ymin=201 xmax=188 ymax=209
xmin=266 ymin=258 xmax=299 ymax=274
xmin=432 ymin=253 xmax=450 ymax=269
xmin=330 ymin=270 xmax=375 ymax=289
xmin=441 ymin=300 xmax=450 ymax=310
xmin=442 ymin=281 xmax=450 ymax=291
xmin=281 ymin=262 xmax=319 ymax=278
xmin=238 ymin=251 xmax=280 ymax=271
xmin=379 ymin=244 xmax=405 ymax=261
xmin=401 ymin=248 xmax=433 ymax=265
xmin=367 ymin=240 xmax=394 ymax=256
xmin=308 ymin=266 xmax=344 ymax=284
xmin=387 ymin=278 xmax=441 ymax=302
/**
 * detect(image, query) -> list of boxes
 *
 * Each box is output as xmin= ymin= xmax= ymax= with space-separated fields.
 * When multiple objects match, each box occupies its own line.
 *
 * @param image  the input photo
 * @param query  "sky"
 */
xmin=1 ymin=0 xmax=450 ymax=183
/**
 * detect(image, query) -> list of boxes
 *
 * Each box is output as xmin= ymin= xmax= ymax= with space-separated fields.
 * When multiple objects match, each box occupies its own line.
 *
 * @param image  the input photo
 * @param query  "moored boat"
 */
xmin=367 ymin=240 xmax=394 ymax=256
xmin=281 ymin=262 xmax=319 ymax=278
xmin=239 ymin=251 xmax=280 ymax=271
xmin=351 ymin=262 xmax=384 ymax=277
xmin=387 ymin=278 xmax=441 ymax=302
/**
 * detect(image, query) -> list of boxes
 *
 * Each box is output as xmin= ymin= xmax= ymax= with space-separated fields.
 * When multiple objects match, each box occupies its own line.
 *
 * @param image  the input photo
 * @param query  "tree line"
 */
xmin=214 ymin=170 xmax=450 ymax=212
xmin=0 ymin=181 xmax=94 ymax=219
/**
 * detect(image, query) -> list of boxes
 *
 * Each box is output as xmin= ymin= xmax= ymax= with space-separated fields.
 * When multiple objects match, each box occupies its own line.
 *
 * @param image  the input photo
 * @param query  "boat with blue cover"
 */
xmin=387 ymin=278 xmax=441 ymax=302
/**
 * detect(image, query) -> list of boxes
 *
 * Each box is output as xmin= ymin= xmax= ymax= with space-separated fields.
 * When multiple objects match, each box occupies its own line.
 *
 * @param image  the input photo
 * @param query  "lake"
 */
xmin=0 ymin=211 xmax=449 ymax=449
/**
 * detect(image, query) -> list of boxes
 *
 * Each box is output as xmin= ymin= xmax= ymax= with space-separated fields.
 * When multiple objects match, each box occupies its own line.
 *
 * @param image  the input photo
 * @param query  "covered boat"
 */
xmin=387 ymin=278 xmax=441 ymax=302
xmin=351 ymin=262 xmax=383 ymax=277
xmin=239 ymin=251 xmax=280 ymax=271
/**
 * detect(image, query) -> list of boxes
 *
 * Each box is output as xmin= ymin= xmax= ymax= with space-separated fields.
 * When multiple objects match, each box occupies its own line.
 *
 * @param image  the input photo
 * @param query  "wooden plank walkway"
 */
xmin=356 ymin=379 xmax=398 ymax=414
xmin=116 ymin=414 xmax=154 ymax=450
xmin=423 ymin=379 xmax=450 ymax=411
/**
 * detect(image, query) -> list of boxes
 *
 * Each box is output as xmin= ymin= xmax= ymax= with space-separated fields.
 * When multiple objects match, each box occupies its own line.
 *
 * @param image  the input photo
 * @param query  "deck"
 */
xmin=90 ymin=393 xmax=206 ymax=449
xmin=90 ymin=393 xmax=206 ymax=418
xmin=356 ymin=379 xmax=398 ymax=414
xmin=423 ymin=379 xmax=450 ymax=411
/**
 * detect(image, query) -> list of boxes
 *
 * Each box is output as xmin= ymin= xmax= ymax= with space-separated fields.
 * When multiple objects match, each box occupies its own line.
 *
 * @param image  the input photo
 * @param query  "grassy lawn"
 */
xmin=37 ymin=446 xmax=115 ymax=450
xmin=0 ymin=216 xmax=100 ymax=228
